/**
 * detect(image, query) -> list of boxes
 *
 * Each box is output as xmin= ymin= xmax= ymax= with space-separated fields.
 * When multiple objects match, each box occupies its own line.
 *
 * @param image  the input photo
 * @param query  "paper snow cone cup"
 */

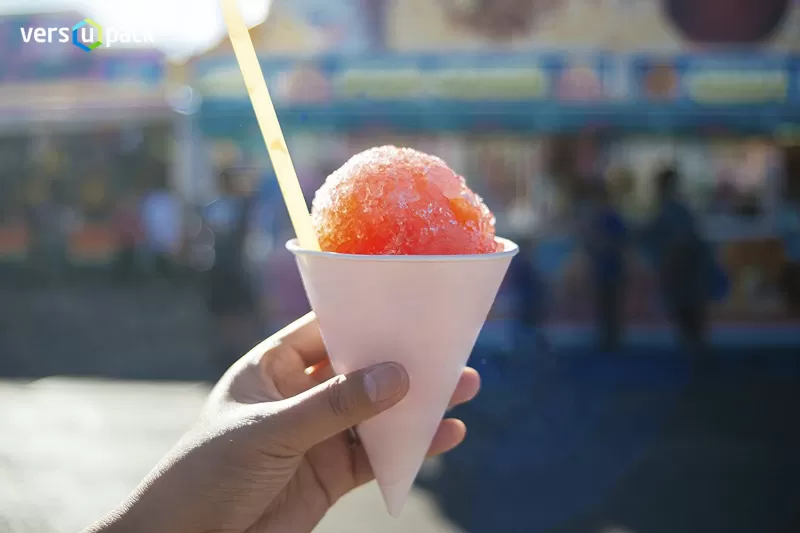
xmin=287 ymin=237 xmax=518 ymax=516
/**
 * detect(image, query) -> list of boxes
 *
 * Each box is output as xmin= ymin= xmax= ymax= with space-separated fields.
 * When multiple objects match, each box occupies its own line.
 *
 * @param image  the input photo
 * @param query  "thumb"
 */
xmin=277 ymin=362 xmax=409 ymax=450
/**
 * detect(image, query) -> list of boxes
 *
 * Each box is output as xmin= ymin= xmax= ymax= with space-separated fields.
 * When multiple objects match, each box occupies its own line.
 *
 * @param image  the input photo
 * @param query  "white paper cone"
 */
xmin=288 ymin=238 xmax=518 ymax=516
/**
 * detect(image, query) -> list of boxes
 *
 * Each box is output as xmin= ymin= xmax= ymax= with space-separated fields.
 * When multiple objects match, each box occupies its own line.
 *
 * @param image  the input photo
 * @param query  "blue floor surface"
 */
xmin=420 ymin=339 xmax=800 ymax=533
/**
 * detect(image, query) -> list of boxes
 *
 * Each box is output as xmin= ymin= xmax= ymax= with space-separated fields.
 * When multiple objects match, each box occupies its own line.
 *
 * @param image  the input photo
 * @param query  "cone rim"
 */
xmin=286 ymin=237 xmax=518 ymax=262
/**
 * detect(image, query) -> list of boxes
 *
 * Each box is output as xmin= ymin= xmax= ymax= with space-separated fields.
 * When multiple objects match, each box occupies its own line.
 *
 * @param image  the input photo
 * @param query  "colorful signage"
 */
xmin=196 ymin=52 xmax=800 ymax=134
xmin=632 ymin=54 xmax=793 ymax=104
xmin=195 ymin=53 xmax=617 ymax=103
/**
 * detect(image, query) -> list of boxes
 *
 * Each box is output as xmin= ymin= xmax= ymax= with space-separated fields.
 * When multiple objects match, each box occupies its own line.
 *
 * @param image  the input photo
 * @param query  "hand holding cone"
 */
xmin=219 ymin=0 xmax=516 ymax=514
xmin=288 ymin=238 xmax=517 ymax=515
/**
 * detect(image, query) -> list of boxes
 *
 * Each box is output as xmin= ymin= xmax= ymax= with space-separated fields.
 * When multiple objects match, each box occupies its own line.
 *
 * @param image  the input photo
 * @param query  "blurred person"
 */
xmin=580 ymin=180 xmax=628 ymax=353
xmin=204 ymin=169 xmax=262 ymax=377
xmin=607 ymin=166 xmax=638 ymax=220
xmin=25 ymin=179 xmax=70 ymax=283
xmin=777 ymin=193 xmax=800 ymax=317
xmin=552 ymin=178 xmax=591 ymax=322
xmin=83 ymin=313 xmax=480 ymax=533
xmin=481 ymin=153 xmax=517 ymax=236
xmin=140 ymin=168 xmax=182 ymax=280
xmin=507 ymin=234 xmax=550 ymax=355
xmin=642 ymin=167 xmax=713 ymax=368
xmin=112 ymin=190 xmax=144 ymax=283
xmin=269 ymin=247 xmax=311 ymax=328
xmin=82 ymin=175 xmax=111 ymax=222
xmin=570 ymin=177 xmax=595 ymax=225
xmin=258 ymin=169 xmax=283 ymax=241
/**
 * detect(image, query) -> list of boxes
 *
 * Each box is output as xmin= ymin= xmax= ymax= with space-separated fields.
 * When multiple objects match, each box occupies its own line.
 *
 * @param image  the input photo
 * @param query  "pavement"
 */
xmin=0 ymin=378 xmax=462 ymax=533
xmin=0 ymin=281 xmax=462 ymax=532
xmin=432 ymin=350 xmax=800 ymax=533
xmin=3 ymin=281 xmax=800 ymax=533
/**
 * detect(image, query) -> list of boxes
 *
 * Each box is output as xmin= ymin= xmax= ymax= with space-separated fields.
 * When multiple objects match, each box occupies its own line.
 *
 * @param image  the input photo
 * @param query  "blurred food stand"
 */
xmin=0 ymin=12 xmax=178 ymax=268
xmin=188 ymin=0 xmax=800 ymax=342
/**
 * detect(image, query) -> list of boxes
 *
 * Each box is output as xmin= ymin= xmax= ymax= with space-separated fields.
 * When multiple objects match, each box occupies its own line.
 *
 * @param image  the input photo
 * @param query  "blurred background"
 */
xmin=1 ymin=0 xmax=800 ymax=532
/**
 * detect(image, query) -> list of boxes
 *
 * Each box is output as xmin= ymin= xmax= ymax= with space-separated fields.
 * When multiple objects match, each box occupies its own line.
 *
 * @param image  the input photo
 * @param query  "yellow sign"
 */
xmin=337 ymin=69 xmax=424 ymax=99
xmin=432 ymin=69 xmax=548 ymax=100
xmin=686 ymin=71 xmax=788 ymax=103
xmin=335 ymin=67 xmax=548 ymax=101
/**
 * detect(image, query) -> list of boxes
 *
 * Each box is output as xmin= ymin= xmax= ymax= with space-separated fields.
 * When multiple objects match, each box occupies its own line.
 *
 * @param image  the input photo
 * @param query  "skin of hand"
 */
xmin=83 ymin=312 xmax=481 ymax=533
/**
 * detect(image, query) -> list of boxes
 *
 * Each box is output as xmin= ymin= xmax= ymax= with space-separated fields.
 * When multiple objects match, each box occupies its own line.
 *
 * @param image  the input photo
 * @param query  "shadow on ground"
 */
xmin=422 ymin=345 xmax=800 ymax=533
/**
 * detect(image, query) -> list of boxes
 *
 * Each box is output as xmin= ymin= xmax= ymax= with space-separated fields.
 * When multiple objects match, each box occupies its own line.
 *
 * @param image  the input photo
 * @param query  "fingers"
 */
xmin=351 ymin=418 xmax=467 ymax=488
xmin=428 ymin=419 xmax=467 ymax=456
xmin=448 ymin=367 xmax=481 ymax=410
xmin=275 ymin=362 xmax=410 ymax=451
xmin=309 ymin=364 xmax=481 ymax=411
xmin=268 ymin=312 xmax=328 ymax=367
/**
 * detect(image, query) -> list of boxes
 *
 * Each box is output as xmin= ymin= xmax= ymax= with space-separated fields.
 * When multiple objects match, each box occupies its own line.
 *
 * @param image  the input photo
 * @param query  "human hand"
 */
xmin=84 ymin=312 xmax=480 ymax=533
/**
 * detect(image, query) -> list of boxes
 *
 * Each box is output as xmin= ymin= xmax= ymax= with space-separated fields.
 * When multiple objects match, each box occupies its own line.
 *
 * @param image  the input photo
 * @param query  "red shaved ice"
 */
xmin=311 ymin=146 xmax=498 ymax=255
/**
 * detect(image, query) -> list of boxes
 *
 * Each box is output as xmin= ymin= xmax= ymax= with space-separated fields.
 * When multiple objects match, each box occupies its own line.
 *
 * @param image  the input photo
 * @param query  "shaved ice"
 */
xmin=311 ymin=146 xmax=498 ymax=255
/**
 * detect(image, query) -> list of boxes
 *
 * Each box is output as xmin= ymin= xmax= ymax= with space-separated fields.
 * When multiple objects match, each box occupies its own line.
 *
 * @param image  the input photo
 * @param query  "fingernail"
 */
xmin=364 ymin=363 xmax=405 ymax=403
